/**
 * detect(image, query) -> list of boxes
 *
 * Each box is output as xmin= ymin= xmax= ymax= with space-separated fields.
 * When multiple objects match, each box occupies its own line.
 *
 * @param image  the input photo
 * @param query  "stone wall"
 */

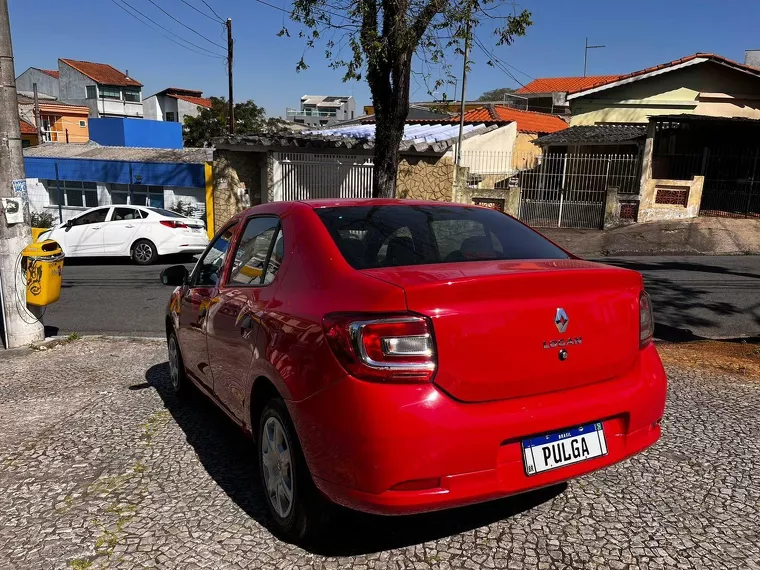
xmin=213 ymin=149 xmax=266 ymax=229
xmin=395 ymin=155 xmax=455 ymax=202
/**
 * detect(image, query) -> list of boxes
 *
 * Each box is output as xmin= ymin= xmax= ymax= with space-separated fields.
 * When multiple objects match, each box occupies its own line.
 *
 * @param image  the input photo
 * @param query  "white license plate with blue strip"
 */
xmin=523 ymin=422 xmax=607 ymax=476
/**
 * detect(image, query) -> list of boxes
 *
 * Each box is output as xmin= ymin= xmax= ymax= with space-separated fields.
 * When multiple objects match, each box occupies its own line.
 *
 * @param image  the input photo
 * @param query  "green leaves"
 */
xmin=183 ymin=97 xmax=287 ymax=147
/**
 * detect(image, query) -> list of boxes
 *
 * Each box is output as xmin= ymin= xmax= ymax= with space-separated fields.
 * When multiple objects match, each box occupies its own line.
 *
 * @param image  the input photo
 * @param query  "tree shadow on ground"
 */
xmin=598 ymin=258 xmax=760 ymax=339
xmin=145 ymin=362 xmax=566 ymax=556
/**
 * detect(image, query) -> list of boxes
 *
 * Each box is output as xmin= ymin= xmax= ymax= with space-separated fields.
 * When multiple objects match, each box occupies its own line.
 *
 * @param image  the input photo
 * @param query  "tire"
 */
xmin=167 ymin=331 xmax=188 ymax=395
xmin=132 ymin=239 xmax=158 ymax=265
xmin=258 ymin=397 xmax=330 ymax=542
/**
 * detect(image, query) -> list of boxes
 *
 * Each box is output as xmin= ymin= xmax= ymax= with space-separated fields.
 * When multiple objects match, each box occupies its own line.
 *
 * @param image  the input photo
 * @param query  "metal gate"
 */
xmin=518 ymin=154 xmax=640 ymax=229
xmin=272 ymin=152 xmax=373 ymax=201
xmin=699 ymin=149 xmax=760 ymax=218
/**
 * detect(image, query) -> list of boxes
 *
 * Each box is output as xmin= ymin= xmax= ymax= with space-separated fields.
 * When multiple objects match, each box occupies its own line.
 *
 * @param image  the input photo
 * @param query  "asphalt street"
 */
xmin=41 ymin=255 xmax=760 ymax=339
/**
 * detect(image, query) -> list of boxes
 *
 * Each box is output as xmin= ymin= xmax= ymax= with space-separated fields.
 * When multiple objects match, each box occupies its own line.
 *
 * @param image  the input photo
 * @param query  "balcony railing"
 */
xmin=285 ymin=108 xmax=338 ymax=118
xmin=40 ymin=130 xmax=89 ymax=143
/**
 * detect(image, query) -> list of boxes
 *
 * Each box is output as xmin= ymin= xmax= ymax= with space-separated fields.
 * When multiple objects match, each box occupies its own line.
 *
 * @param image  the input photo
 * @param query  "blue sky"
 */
xmin=8 ymin=0 xmax=752 ymax=117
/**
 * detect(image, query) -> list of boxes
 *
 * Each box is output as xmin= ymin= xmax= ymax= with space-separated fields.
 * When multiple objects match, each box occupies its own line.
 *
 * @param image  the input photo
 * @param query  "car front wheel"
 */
xmin=132 ymin=239 xmax=158 ymax=265
xmin=258 ymin=397 xmax=330 ymax=542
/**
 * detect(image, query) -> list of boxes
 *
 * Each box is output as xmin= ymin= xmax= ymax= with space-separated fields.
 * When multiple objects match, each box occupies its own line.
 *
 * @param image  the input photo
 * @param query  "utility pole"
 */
xmin=584 ymin=37 xmax=605 ymax=77
xmin=33 ymin=82 xmax=41 ymax=142
xmin=0 ymin=0 xmax=44 ymax=348
xmin=455 ymin=19 xmax=471 ymax=167
xmin=226 ymin=18 xmax=234 ymax=134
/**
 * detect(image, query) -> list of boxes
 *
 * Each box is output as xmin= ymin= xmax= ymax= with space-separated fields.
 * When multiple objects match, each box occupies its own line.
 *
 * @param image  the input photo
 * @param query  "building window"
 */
xmin=100 ymin=86 xmax=121 ymax=99
xmin=123 ymin=89 xmax=141 ymax=102
xmin=166 ymin=112 xmax=176 ymax=122
xmin=47 ymin=180 xmax=98 ymax=208
xmin=109 ymin=183 xmax=164 ymax=207
xmin=86 ymin=85 xmax=97 ymax=99
xmin=79 ymin=120 xmax=87 ymax=128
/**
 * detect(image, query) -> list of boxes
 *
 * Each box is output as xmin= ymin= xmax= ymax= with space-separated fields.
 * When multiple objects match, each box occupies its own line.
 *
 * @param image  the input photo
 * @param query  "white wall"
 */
xmin=143 ymin=95 xmax=161 ymax=120
xmin=98 ymin=98 xmax=143 ymax=118
xmin=164 ymin=186 xmax=206 ymax=218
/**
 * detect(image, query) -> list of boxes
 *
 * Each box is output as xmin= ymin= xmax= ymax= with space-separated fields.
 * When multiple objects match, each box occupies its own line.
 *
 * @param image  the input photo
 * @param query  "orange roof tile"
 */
xmin=38 ymin=68 xmax=59 ymax=79
xmin=460 ymin=105 xmax=568 ymax=134
xmin=59 ymin=59 xmax=142 ymax=87
xmin=170 ymin=94 xmax=213 ymax=108
xmin=568 ymin=53 xmax=760 ymax=95
xmin=19 ymin=119 xmax=37 ymax=135
xmin=515 ymin=76 xmax=620 ymax=94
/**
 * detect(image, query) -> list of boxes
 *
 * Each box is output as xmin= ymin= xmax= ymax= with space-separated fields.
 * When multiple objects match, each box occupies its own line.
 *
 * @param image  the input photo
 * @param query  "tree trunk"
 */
xmin=369 ymin=54 xmax=412 ymax=198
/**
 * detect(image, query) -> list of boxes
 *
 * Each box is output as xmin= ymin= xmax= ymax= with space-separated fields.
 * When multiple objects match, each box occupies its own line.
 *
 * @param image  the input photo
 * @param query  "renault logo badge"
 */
xmin=555 ymin=308 xmax=569 ymax=333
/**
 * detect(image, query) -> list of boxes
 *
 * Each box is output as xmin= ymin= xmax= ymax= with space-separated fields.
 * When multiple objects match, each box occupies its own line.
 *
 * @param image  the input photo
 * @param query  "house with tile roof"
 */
xmin=17 ymin=94 xmax=90 ymax=146
xmin=57 ymin=59 xmax=143 ymax=119
xmin=514 ymin=76 xmax=620 ymax=114
xmin=15 ymin=67 xmax=61 ymax=99
xmin=143 ymin=87 xmax=213 ymax=125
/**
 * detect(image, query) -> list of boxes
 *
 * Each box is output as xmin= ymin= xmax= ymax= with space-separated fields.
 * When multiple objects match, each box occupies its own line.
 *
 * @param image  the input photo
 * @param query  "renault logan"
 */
xmin=161 ymin=200 xmax=667 ymax=541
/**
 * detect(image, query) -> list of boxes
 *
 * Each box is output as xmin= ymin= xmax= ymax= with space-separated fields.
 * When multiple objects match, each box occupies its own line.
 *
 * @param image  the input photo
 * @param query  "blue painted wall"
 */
xmin=25 ymin=157 xmax=206 ymax=188
xmin=89 ymin=118 xmax=183 ymax=149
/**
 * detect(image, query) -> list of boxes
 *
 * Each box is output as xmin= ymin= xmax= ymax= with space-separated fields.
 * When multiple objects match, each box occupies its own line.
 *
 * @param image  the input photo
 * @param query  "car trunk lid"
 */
xmin=363 ymin=259 xmax=642 ymax=403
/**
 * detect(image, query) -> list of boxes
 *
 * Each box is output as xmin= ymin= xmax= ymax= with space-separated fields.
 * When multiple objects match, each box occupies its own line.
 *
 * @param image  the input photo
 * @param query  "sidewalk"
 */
xmin=540 ymin=217 xmax=760 ymax=257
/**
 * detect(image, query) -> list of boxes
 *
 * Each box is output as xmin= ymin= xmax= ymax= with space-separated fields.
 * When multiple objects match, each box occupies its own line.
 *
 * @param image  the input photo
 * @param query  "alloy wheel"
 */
xmin=168 ymin=336 xmax=180 ymax=390
xmin=134 ymin=243 xmax=153 ymax=263
xmin=261 ymin=416 xmax=294 ymax=519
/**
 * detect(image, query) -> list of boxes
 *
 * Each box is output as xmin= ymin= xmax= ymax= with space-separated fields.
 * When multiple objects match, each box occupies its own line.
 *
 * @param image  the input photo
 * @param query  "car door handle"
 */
xmin=91 ymin=226 xmax=101 ymax=230
xmin=125 ymin=225 xmax=134 ymax=228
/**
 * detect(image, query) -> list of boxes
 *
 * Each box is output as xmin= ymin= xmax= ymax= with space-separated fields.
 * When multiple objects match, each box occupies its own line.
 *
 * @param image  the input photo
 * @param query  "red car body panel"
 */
xmin=167 ymin=199 xmax=667 ymax=515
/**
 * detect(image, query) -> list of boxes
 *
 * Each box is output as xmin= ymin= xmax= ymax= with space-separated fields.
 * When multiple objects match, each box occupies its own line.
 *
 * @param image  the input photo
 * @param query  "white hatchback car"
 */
xmin=38 ymin=206 xmax=209 ymax=265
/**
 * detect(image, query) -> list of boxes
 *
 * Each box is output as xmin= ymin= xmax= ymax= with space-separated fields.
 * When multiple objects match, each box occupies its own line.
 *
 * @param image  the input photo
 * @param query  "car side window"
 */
xmin=193 ymin=225 xmax=237 ymax=287
xmin=228 ymin=217 xmax=281 ymax=286
xmin=71 ymin=208 xmax=108 ymax=226
xmin=112 ymin=207 xmax=141 ymax=221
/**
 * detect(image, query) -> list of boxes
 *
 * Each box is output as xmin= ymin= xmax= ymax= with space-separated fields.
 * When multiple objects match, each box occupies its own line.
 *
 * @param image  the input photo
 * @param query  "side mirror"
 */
xmin=64 ymin=219 xmax=73 ymax=230
xmin=160 ymin=265 xmax=189 ymax=286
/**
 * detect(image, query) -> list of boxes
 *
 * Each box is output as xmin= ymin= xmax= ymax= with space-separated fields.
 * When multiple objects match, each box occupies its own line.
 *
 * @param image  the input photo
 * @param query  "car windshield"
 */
xmin=149 ymin=208 xmax=185 ymax=218
xmin=315 ymin=204 xmax=569 ymax=269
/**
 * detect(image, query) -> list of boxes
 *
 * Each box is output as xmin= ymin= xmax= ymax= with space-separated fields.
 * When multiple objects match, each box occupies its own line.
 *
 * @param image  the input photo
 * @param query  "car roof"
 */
xmin=299 ymin=198 xmax=467 ymax=209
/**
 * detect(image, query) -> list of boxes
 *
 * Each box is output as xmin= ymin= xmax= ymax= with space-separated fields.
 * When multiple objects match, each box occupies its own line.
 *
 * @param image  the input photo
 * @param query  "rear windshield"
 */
xmin=148 ymin=208 xmax=185 ymax=218
xmin=315 ymin=205 xmax=569 ymax=269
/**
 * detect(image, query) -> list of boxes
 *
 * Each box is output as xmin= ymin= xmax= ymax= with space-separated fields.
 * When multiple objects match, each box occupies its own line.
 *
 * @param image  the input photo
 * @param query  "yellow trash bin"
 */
xmin=21 ymin=240 xmax=65 ymax=306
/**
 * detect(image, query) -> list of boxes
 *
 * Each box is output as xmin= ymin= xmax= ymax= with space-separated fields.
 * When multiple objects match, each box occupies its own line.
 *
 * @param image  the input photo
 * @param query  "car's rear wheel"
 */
xmin=167 ymin=331 xmax=187 ymax=395
xmin=258 ymin=397 xmax=330 ymax=542
xmin=132 ymin=239 xmax=158 ymax=265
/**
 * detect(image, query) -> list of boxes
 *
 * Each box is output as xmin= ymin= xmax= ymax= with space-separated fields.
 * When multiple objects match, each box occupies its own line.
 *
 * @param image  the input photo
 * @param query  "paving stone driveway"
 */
xmin=0 ymin=338 xmax=758 ymax=570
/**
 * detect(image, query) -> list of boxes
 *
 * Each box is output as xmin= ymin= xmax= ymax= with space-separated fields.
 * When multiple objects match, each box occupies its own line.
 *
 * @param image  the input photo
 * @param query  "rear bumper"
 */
xmin=156 ymin=235 xmax=208 ymax=256
xmin=290 ymin=344 xmax=667 ymax=515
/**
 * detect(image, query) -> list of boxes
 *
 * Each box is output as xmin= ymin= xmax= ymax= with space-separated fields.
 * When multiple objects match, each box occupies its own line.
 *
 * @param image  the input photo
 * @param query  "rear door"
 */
xmin=177 ymin=223 xmax=238 ymax=390
xmin=206 ymin=216 xmax=282 ymax=420
xmin=103 ymin=207 xmax=145 ymax=255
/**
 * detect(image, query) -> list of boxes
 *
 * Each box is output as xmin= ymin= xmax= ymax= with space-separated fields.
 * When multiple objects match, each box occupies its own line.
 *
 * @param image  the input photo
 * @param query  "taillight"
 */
xmin=322 ymin=313 xmax=437 ymax=382
xmin=160 ymin=220 xmax=188 ymax=229
xmin=639 ymin=291 xmax=654 ymax=348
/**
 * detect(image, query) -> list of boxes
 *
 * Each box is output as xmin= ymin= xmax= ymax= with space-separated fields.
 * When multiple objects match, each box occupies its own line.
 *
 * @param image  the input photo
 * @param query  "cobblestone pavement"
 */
xmin=0 ymin=338 xmax=758 ymax=570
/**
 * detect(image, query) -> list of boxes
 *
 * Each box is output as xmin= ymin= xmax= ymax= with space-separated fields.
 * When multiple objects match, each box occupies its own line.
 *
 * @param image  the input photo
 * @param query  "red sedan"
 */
xmin=161 ymin=199 xmax=667 ymax=541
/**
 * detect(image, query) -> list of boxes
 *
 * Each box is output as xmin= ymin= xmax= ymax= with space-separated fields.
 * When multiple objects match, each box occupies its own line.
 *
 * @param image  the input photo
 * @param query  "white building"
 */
xmin=286 ymin=95 xmax=356 ymax=127
xmin=143 ymin=87 xmax=212 ymax=124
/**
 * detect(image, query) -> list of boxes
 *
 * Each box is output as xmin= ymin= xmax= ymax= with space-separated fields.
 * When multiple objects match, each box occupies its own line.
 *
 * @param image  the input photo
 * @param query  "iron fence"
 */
xmin=461 ymin=151 xmax=641 ymax=229
xmin=273 ymin=153 xmax=374 ymax=201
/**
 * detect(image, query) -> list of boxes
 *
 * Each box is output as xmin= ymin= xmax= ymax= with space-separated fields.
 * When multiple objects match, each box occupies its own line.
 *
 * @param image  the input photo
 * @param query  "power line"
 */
xmin=473 ymin=36 xmax=527 ymax=89
xmin=201 ymin=0 xmax=224 ymax=22
xmin=145 ymin=0 xmax=227 ymax=49
xmin=180 ymin=0 xmax=224 ymax=23
xmin=110 ymin=0 xmax=225 ymax=58
xmin=251 ymin=0 xmax=352 ymax=24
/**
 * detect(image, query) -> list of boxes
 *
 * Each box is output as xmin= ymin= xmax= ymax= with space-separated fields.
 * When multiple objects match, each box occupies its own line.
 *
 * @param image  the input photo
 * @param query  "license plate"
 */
xmin=522 ymin=422 xmax=607 ymax=476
